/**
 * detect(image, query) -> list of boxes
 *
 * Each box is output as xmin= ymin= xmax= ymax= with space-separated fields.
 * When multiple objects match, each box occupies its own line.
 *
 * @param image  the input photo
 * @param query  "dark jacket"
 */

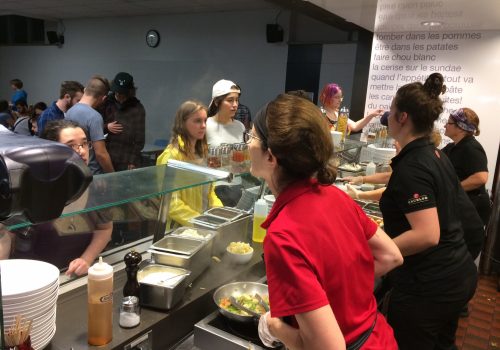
xmin=101 ymin=96 xmax=146 ymax=171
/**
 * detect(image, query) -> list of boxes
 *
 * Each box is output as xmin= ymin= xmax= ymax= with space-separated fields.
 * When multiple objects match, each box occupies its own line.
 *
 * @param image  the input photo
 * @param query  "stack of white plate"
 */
xmin=1 ymin=259 xmax=59 ymax=350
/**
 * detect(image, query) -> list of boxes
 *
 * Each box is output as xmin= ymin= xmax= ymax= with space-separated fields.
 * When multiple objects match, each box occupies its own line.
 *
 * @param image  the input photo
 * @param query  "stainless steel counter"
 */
xmin=47 ymin=244 xmax=265 ymax=350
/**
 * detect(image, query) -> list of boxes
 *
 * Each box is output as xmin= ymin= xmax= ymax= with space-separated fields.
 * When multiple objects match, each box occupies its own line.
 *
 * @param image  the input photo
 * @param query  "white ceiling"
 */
xmin=1 ymin=0 xmax=500 ymax=33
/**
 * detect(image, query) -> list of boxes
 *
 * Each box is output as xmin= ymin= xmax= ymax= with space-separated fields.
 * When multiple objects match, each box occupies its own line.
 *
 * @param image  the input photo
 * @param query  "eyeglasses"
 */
xmin=333 ymin=95 xmax=344 ymax=101
xmin=243 ymin=131 xmax=262 ymax=144
xmin=66 ymin=141 xmax=92 ymax=152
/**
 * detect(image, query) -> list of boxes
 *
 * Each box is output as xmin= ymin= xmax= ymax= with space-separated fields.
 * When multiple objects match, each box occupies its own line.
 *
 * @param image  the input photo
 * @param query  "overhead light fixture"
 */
xmin=421 ymin=21 xmax=443 ymax=27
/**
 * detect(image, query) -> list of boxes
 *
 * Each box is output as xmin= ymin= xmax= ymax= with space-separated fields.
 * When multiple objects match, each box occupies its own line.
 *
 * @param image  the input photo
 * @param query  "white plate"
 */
xmin=3 ymin=293 xmax=58 ymax=318
xmin=0 ymin=260 xmax=59 ymax=297
xmin=32 ymin=325 xmax=56 ymax=350
xmin=2 ymin=277 xmax=58 ymax=301
xmin=4 ymin=306 xmax=56 ymax=328
xmin=3 ymin=283 xmax=59 ymax=308
xmin=31 ymin=315 xmax=56 ymax=338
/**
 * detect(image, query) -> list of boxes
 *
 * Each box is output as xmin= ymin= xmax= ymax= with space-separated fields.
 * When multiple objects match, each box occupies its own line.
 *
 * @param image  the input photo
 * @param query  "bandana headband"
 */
xmin=450 ymin=109 xmax=476 ymax=133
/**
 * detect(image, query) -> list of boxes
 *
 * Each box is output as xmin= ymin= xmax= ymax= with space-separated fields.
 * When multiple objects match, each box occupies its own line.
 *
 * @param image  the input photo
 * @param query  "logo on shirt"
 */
xmin=407 ymin=193 xmax=429 ymax=205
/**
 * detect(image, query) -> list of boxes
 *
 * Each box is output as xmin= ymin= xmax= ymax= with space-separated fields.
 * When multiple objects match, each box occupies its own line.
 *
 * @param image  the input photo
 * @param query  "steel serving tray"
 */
xmin=190 ymin=212 xmax=251 ymax=256
xmin=151 ymin=235 xmax=205 ymax=255
xmin=204 ymin=207 xmax=246 ymax=221
xmin=138 ymin=264 xmax=191 ymax=310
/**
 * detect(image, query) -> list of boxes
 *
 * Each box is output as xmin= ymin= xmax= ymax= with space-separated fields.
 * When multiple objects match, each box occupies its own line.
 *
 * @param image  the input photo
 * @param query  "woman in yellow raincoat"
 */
xmin=157 ymin=100 xmax=222 ymax=227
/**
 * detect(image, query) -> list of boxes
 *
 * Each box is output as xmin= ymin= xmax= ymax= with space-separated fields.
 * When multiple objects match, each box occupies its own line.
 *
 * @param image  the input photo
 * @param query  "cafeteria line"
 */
xmin=0 ymin=80 xmax=496 ymax=349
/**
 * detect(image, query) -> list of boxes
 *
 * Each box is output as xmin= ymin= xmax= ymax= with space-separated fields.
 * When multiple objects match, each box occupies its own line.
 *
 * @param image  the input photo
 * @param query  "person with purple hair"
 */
xmin=319 ymin=83 xmax=383 ymax=132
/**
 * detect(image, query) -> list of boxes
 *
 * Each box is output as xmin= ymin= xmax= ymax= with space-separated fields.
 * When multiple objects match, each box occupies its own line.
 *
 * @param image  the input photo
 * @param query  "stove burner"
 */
xmin=207 ymin=313 xmax=282 ymax=349
xmin=222 ymin=317 xmax=261 ymax=344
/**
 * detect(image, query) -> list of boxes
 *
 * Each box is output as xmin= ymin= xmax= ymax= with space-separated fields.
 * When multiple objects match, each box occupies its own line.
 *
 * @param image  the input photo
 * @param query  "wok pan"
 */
xmin=213 ymin=281 xmax=268 ymax=323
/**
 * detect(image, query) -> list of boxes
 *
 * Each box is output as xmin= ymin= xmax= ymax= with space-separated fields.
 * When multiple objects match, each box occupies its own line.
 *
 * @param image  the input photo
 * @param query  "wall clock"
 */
xmin=146 ymin=30 xmax=160 ymax=48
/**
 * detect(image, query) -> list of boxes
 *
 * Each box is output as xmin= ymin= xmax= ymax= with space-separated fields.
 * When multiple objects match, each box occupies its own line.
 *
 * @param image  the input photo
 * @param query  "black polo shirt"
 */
xmin=442 ymin=135 xmax=488 ymax=197
xmin=380 ymin=137 xmax=475 ymax=302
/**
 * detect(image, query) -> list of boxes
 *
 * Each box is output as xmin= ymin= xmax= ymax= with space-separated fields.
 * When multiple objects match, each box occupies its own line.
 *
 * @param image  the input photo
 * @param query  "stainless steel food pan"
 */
xmin=190 ymin=213 xmax=251 ymax=256
xmin=204 ymin=207 xmax=246 ymax=221
xmin=148 ymin=239 xmax=212 ymax=283
xmin=151 ymin=235 xmax=205 ymax=255
xmin=168 ymin=226 xmax=216 ymax=242
xmin=138 ymin=264 xmax=190 ymax=310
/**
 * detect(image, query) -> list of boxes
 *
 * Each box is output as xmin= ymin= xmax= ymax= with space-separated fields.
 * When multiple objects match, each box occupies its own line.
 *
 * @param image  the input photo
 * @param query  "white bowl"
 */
xmin=263 ymin=194 xmax=275 ymax=212
xmin=226 ymin=246 xmax=254 ymax=265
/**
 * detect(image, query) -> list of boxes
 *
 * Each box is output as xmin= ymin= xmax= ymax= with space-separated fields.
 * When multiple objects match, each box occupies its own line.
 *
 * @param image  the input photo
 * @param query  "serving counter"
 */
xmin=48 ymin=245 xmax=266 ymax=350
xmin=2 ymin=135 xmax=375 ymax=350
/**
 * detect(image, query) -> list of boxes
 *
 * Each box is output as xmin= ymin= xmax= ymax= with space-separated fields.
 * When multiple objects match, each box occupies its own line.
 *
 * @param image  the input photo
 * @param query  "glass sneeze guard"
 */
xmin=6 ymin=163 xmax=228 ymax=231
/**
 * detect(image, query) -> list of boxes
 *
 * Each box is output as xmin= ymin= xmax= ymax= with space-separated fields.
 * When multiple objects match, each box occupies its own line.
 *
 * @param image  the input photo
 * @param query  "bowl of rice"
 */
xmin=226 ymin=241 xmax=254 ymax=264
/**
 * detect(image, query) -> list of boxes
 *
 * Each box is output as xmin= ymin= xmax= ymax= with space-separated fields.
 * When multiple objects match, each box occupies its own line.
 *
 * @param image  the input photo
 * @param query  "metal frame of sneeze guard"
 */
xmin=152 ymin=160 xmax=233 ymax=243
xmin=166 ymin=159 xmax=233 ymax=182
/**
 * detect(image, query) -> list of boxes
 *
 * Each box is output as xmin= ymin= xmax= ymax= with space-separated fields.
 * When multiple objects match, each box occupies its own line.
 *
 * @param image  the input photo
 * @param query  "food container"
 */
xmin=149 ymin=236 xmax=212 ymax=283
xmin=151 ymin=236 xmax=205 ymax=255
xmin=219 ymin=144 xmax=233 ymax=170
xmin=226 ymin=243 xmax=254 ymax=265
xmin=190 ymin=210 xmax=251 ymax=256
xmin=231 ymin=143 xmax=249 ymax=173
xmin=168 ymin=226 xmax=215 ymax=242
xmin=166 ymin=227 xmax=215 ymax=264
xmin=137 ymin=264 xmax=191 ymax=310
xmin=213 ymin=282 xmax=269 ymax=323
xmin=207 ymin=146 xmax=222 ymax=169
xmin=204 ymin=206 xmax=246 ymax=221
xmin=337 ymin=163 xmax=366 ymax=178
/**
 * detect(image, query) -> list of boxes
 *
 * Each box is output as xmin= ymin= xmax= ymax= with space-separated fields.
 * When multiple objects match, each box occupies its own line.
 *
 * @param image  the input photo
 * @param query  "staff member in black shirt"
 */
xmin=380 ymin=73 xmax=478 ymax=350
xmin=442 ymin=108 xmax=491 ymax=227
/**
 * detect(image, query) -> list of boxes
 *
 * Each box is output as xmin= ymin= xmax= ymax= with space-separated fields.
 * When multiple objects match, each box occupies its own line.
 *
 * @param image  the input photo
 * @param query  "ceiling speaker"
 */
xmin=266 ymin=24 xmax=283 ymax=43
xmin=47 ymin=31 xmax=58 ymax=44
xmin=47 ymin=31 xmax=64 ymax=45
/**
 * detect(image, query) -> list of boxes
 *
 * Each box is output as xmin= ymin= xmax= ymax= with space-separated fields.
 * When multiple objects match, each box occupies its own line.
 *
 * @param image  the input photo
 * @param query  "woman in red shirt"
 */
xmin=247 ymin=94 xmax=402 ymax=349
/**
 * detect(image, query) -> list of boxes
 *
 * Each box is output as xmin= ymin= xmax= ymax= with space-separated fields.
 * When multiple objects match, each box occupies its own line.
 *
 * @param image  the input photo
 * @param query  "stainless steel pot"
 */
xmin=213 ymin=281 xmax=268 ymax=323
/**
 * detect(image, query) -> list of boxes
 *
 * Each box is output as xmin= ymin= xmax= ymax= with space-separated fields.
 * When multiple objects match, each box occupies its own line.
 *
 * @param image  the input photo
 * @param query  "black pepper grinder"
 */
xmin=123 ymin=250 xmax=142 ymax=297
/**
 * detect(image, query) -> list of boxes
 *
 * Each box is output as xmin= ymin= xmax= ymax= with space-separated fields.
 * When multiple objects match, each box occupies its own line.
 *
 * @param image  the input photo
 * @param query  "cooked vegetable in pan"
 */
xmin=219 ymin=293 xmax=269 ymax=316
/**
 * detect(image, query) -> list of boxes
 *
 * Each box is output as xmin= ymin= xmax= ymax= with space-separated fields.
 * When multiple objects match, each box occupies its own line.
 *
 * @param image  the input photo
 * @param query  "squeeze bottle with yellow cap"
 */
xmin=252 ymin=198 xmax=268 ymax=243
xmin=88 ymin=257 xmax=113 ymax=346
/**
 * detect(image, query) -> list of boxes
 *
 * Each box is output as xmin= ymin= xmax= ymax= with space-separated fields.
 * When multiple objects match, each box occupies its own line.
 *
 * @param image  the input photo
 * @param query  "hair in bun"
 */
xmin=394 ymin=72 xmax=445 ymax=136
xmin=423 ymin=73 xmax=446 ymax=98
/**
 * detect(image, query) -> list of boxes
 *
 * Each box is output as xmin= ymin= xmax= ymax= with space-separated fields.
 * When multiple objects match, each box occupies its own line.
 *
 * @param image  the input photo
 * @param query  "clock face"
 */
xmin=146 ymin=30 xmax=160 ymax=48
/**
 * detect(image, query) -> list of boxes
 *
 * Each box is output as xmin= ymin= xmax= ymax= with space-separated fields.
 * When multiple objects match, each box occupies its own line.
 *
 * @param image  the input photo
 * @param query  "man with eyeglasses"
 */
xmin=66 ymin=75 xmax=114 ymax=174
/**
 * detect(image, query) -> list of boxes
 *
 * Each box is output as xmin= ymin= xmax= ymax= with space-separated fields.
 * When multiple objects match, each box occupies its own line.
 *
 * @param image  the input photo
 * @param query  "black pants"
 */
xmin=469 ymin=192 xmax=492 ymax=227
xmin=387 ymin=275 xmax=477 ymax=350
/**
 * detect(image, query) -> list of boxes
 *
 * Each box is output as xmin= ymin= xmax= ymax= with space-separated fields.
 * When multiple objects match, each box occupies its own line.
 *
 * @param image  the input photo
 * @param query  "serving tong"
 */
xmin=229 ymin=296 xmax=262 ymax=318
xmin=255 ymin=293 xmax=270 ymax=312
